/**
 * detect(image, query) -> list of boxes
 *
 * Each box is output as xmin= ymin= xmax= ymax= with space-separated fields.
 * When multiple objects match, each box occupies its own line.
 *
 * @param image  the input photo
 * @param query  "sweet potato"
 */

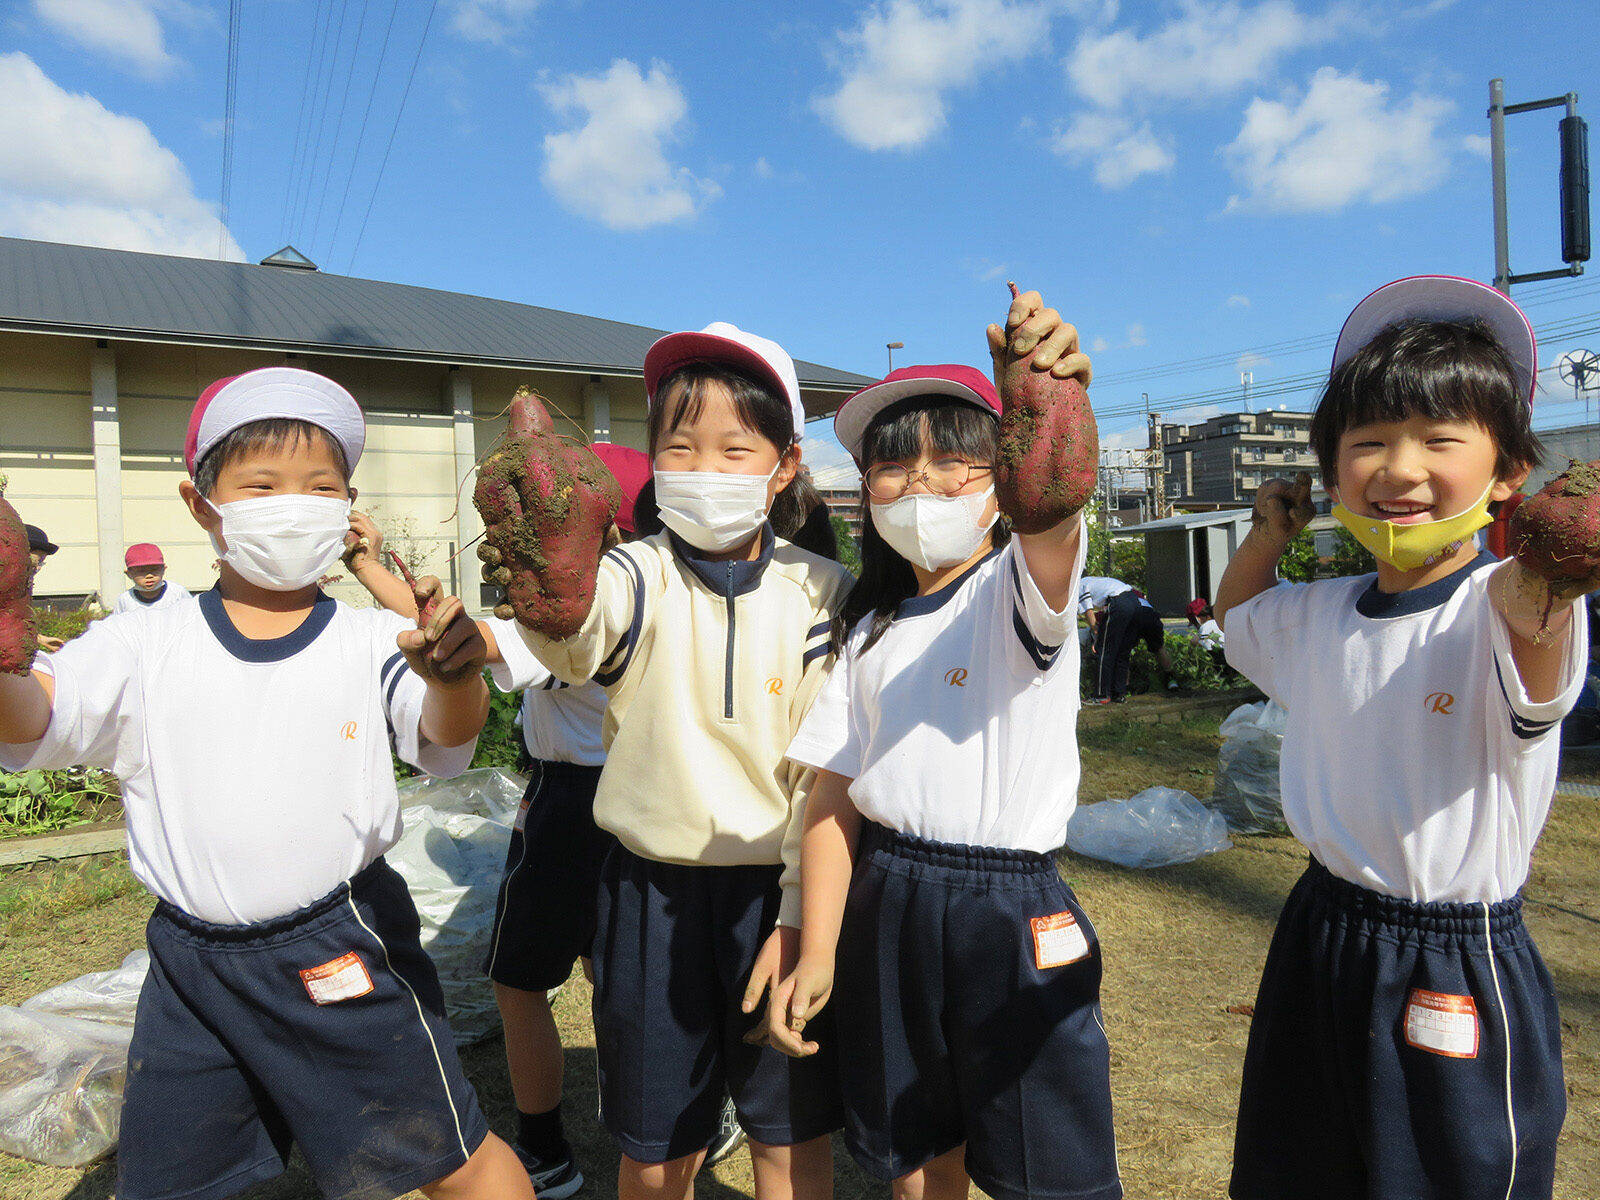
xmin=996 ymin=282 xmax=1099 ymax=534
xmin=471 ymin=388 xmax=621 ymax=638
xmin=1509 ymin=459 xmax=1600 ymax=601
xmin=0 ymin=493 xmax=38 ymax=674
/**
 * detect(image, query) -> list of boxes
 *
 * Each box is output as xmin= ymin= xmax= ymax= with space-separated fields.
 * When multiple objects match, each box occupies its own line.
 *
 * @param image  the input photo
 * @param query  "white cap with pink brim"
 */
xmin=185 ymin=367 xmax=366 ymax=475
xmin=644 ymin=322 xmax=806 ymax=442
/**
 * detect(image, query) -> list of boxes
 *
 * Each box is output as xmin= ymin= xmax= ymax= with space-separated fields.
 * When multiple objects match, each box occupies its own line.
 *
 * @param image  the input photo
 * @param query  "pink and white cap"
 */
xmin=185 ymin=367 xmax=366 ymax=475
xmin=644 ymin=322 xmax=805 ymax=442
xmin=833 ymin=364 xmax=1000 ymax=463
xmin=1332 ymin=275 xmax=1538 ymax=406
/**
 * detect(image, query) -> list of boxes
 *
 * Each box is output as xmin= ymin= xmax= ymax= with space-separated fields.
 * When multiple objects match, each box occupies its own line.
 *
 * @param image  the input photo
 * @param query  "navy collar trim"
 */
xmin=1355 ymin=549 xmax=1497 ymax=619
xmin=199 ymin=587 xmax=338 ymax=662
xmin=669 ymin=524 xmax=775 ymax=597
xmin=896 ymin=546 xmax=1004 ymax=619
xmin=133 ymin=583 xmax=167 ymax=606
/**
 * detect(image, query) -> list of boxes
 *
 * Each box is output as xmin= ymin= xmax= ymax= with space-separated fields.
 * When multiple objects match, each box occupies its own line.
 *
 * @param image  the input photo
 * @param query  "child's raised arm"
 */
xmin=397 ymin=589 xmax=490 ymax=749
xmin=985 ymin=285 xmax=1094 ymax=608
xmin=1494 ymin=463 xmax=1600 ymax=702
xmin=1215 ymin=473 xmax=1315 ymax=629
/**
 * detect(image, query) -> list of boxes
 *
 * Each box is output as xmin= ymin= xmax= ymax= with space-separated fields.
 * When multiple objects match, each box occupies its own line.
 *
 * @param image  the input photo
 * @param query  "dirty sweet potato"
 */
xmin=1509 ymin=459 xmax=1600 ymax=600
xmin=996 ymin=282 xmax=1099 ymax=535
xmin=471 ymin=388 xmax=621 ymax=638
xmin=0 ymin=493 xmax=38 ymax=674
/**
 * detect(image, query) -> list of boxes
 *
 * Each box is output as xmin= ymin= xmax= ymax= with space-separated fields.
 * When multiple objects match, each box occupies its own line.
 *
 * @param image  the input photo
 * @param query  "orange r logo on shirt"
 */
xmin=766 ymin=678 xmax=783 ymax=695
xmin=1425 ymin=692 xmax=1455 ymax=714
xmin=944 ymin=668 xmax=968 ymax=687
xmin=341 ymin=721 xmax=358 ymax=740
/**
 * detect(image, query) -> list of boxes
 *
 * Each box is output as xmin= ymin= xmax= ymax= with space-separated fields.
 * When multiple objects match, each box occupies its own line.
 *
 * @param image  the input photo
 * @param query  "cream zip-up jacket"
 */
xmin=516 ymin=526 xmax=853 ymax=927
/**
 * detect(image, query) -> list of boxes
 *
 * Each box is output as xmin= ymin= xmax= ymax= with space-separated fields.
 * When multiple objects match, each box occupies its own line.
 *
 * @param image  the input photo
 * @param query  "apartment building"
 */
xmin=1162 ymin=409 xmax=1329 ymax=510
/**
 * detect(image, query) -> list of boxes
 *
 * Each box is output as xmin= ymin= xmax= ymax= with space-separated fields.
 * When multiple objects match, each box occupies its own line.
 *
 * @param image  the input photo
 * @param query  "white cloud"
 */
xmin=0 ymin=54 xmax=242 ymax=259
xmin=1226 ymin=294 xmax=1250 ymax=307
xmin=31 ymin=0 xmax=178 ymax=79
xmin=815 ymin=0 xmax=1058 ymax=151
xmin=1052 ymin=112 xmax=1174 ymax=186
xmin=1054 ymin=0 xmax=1343 ymax=186
xmin=1237 ymin=352 xmax=1271 ymax=371
xmin=539 ymin=59 xmax=720 ymax=231
xmin=1222 ymin=67 xmax=1454 ymax=213
xmin=1090 ymin=335 xmax=1110 ymax=353
xmin=447 ymin=0 xmax=541 ymax=43
xmin=1126 ymin=322 xmax=1147 ymax=347
xmin=1461 ymin=133 xmax=1490 ymax=158
xmin=1067 ymin=0 xmax=1338 ymax=110
xmin=754 ymin=157 xmax=775 ymax=179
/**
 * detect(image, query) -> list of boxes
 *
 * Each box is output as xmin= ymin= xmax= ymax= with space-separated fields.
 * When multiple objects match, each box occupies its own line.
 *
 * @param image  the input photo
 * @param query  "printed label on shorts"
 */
xmin=514 ymin=796 xmax=530 ymax=833
xmin=1031 ymin=911 xmax=1091 ymax=970
xmin=300 ymin=951 xmax=374 ymax=1005
xmin=1405 ymin=988 xmax=1479 ymax=1058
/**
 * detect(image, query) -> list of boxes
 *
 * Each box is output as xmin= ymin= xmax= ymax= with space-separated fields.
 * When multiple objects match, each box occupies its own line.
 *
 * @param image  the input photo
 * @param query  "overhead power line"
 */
xmin=218 ymin=0 xmax=242 ymax=259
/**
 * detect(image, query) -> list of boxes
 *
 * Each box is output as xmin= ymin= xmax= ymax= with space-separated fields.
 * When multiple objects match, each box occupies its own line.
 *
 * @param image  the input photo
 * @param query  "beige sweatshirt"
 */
xmin=517 ymin=527 xmax=854 ymax=926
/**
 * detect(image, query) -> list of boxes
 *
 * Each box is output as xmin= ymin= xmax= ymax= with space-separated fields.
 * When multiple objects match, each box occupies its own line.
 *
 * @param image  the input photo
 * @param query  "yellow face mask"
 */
xmin=1331 ymin=481 xmax=1495 ymax=572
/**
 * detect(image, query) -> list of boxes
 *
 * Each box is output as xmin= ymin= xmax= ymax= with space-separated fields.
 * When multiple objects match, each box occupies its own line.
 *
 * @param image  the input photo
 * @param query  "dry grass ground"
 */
xmin=2 ymin=707 xmax=1596 ymax=1199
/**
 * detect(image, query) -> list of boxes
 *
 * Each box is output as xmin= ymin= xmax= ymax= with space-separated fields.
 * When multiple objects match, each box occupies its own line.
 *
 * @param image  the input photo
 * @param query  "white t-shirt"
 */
xmin=1225 ymin=553 xmax=1586 ymax=903
xmin=789 ymin=530 xmax=1086 ymax=853
xmin=1077 ymin=575 xmax=1132 ymax=615
xmin=1196 ymin=618 xmax=1224 ymax=651
xmin=112 ymin=581 xmax=193 ymax=615
xmin=485 ymin=616 xmax=606 ymax=767
xmin=0 ymin=591 xmax=474 ymax=924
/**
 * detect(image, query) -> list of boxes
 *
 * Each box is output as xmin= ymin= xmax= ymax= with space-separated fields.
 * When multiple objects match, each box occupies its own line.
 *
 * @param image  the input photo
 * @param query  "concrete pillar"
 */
xmin=583 ymin=377 xmax=611 ymax=441
xmin=446 ymin=368 xmax=483 ymax=606
xmin=89 ymin=344 xmax=124 ymax=608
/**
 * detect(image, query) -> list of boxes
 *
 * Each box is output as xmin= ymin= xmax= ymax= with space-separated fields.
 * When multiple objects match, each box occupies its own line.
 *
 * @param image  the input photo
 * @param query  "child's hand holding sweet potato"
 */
xmin=472 ymin=389 xmax=621 ymax=638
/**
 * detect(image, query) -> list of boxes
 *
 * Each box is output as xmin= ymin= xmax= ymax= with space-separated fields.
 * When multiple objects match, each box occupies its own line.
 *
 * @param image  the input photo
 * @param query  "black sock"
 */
xmin=516 ymin=1105 xmax=567 ymax=1162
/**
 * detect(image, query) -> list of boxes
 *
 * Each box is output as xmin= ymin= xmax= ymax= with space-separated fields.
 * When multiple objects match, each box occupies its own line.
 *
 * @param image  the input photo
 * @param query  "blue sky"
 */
xmin=3 ymin=0 xmax=1598 ymax=486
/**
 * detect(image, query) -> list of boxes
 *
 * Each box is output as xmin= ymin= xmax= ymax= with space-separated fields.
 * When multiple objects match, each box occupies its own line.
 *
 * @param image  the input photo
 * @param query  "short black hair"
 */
xmin=646 ymin=363 xmax=803 ymax=536
xmin=833 ymin=397 xmax=1008 ymax=657
xmin=1309 ymin=318 xmax=1541 ymax=485
xmin=193 ymin=418 xmax=351 ymax=497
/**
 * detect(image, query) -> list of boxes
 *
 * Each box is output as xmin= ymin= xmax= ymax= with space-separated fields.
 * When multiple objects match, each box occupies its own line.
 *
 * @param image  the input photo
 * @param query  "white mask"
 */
xmin=870 ymin=486 xmax=998 ymax=571
xmin=654 ymin=464 xmax=779 ymax=553
xmin=206 ymin=493 xmax=352 ymax=591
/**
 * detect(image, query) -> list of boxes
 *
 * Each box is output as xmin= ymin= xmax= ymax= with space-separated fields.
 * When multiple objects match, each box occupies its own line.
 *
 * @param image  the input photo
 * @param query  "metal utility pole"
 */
xmin=1241 ymin=372 xmax=1253 ymax=412
xmin=886 ymin=341 xmax=904 ymax=371
xmin=1489 ymin=78 xmax=1590 ymax=293
xmin=1148 ymin=411 xmax=1165 ymax=519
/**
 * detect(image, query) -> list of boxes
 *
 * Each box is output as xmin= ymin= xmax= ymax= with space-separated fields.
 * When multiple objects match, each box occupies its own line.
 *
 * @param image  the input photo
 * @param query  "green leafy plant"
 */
xmin=1327 ymin=527 xmax=1376 ymax=578
xmin=0 ymin=767 xmax=120 ymax=836
xmin=393 ymin=667 xmax=527 ymax=781
xmin=829 ymin=514 xmax=861 ymax=575
xmin=1278 ymin=528 xmax=1320 ymax=582
xmin=33 ymin=605 xmax=96 ymax=643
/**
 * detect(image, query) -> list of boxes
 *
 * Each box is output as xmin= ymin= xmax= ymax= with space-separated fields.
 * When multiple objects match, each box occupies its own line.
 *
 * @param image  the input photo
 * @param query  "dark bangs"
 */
xmin=646 ymin=364 xmax=794 ymax=456
xmin=193 ymin=419 xmax=351 ymax=496
xmin=860 ymin=396 xmax=1001 ymax=469
xmin=1310 ymin=318 xmax=1541 ymax=484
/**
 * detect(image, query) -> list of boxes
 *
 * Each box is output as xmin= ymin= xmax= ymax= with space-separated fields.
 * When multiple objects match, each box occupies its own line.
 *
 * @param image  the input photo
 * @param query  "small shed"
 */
xmin=1115 ymin=508 xmax=1253 ymax=616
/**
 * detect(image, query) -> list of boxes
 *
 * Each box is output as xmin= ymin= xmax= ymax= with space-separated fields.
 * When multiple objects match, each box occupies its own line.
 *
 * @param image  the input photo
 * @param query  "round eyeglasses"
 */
xmin=864 ymin=457 xmax=993 ymax=502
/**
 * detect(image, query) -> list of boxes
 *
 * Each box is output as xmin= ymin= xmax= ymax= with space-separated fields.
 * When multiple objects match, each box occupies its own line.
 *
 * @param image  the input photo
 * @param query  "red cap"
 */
xmin=126 ymin=543 xmax=164 ymax=569
xmin=1185 ymin=598 xmax=1209 ymax=620
xmin=589 ymin=442 xmax=651 ymax=534
xmin=833 ymin=364 xmax=1000 ymax=462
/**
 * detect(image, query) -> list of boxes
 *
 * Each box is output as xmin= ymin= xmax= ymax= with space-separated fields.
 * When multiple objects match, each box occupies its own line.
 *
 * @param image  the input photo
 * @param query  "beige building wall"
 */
xmin=0 ymin=332 xmax=650 ymax=614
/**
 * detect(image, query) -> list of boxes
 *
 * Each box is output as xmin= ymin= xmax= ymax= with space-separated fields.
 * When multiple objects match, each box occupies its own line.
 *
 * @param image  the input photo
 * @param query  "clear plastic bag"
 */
xmin=1066 ymin=786 xmax=1232 ymax=869
xmin=390 ymin=768 xmax=526 ymax=1045
xmin=0 ymin=951 xmax=148 ymax=1167
xmin=1209 ymin=700 xmax=1290 ymax=834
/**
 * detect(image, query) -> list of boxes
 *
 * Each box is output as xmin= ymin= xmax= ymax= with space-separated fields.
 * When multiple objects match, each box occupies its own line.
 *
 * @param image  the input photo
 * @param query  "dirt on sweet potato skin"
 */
xmin=1510 ymin=460 xmax=1600 ymax=591
xmin=0 ymin=495 xmax=38 ymax=674
xmin=471 ymin=390 xmax=620 ymax=639
xmin=997 ymin=365 xmax=1099 ymax=535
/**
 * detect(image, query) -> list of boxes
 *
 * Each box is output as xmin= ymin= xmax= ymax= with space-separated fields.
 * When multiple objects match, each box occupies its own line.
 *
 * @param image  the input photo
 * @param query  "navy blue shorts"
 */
xmin=117 ymin=858 xmax=490 ymax=1200
xmin=834 ymin=823 xmax=1122 ymax=1200
xmin=483 ymin=759 xmax=611 ymax=992
xmin=591 ymin=845 xmax=844 ymax=1163
xmin=1231 ymin=858 xmax=1566 ymax=1200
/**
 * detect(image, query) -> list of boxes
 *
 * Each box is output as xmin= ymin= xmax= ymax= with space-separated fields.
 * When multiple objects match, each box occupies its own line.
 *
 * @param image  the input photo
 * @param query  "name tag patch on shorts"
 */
xmin=514 ymin=797 xmax=530 ymax=833
xmin=1405 ymin=988 xmax=1479 ymax=1058
xmin=1031 ymin=911 xmax=1091 ymax=970
xmin=300 ymin=951 xmax=374 ymax=1005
